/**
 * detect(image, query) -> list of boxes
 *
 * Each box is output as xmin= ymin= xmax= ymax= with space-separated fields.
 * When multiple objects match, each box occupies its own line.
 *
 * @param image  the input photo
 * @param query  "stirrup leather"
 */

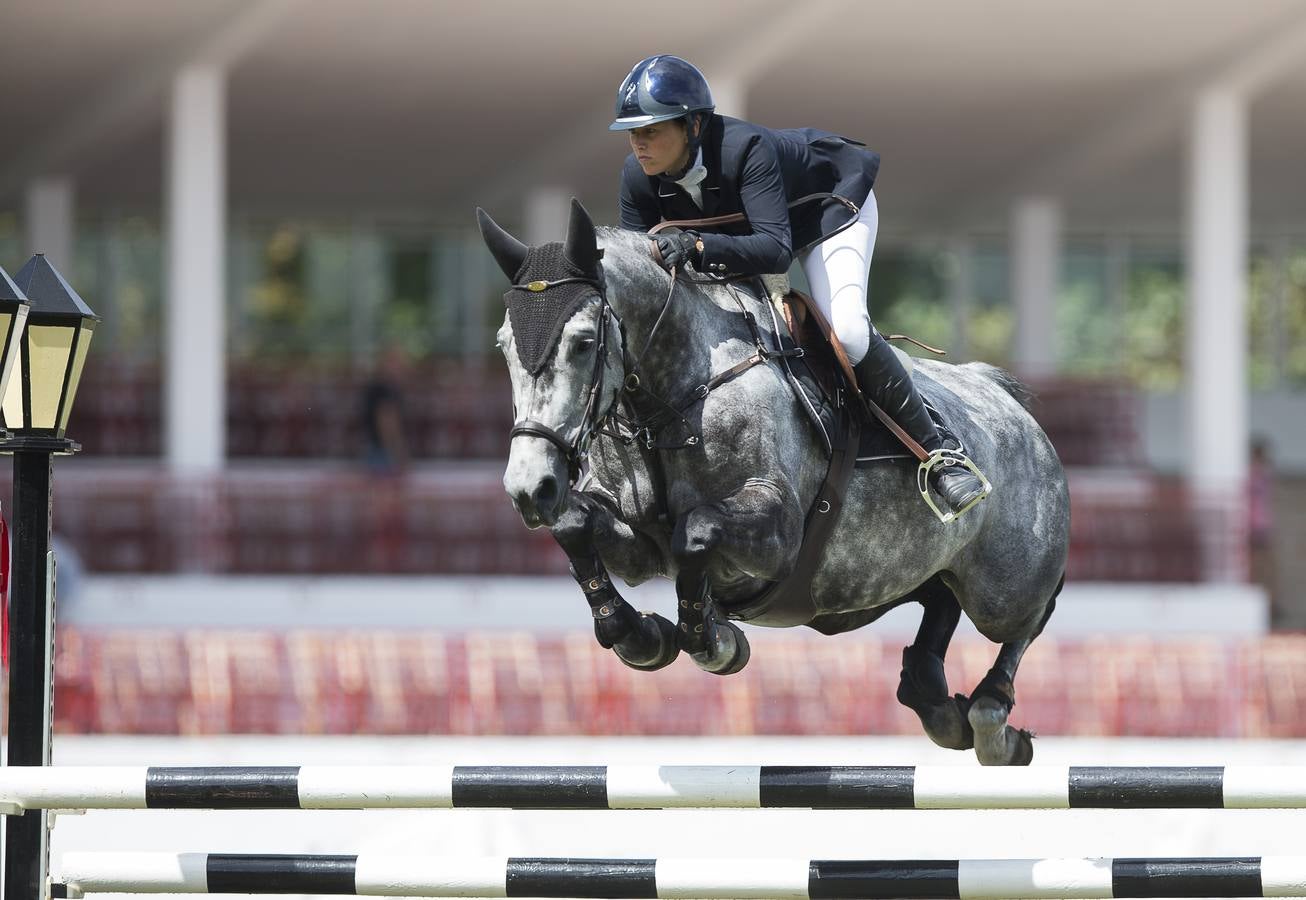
xmin=917 ymin=448 xmax=992 ymax=524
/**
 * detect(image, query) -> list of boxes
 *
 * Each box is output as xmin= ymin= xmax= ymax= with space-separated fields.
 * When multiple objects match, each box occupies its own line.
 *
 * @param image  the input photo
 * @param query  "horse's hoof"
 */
xmin=688 ymin=619 xmax=750 ymax=676
xmin=613 ymin=612 xmax=680 ymax=671
xmin=968 ymin=695 xmax=1034 ymax=765
xmin=910 ymin=694 xmax=975 ymax=751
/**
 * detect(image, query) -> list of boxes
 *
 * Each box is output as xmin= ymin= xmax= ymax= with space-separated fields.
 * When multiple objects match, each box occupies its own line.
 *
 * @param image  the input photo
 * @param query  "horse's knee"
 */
xmin=672 ymin=510 xmax=724 ymax=565
xmin=549 ymin=493 xmax=596 ymax=555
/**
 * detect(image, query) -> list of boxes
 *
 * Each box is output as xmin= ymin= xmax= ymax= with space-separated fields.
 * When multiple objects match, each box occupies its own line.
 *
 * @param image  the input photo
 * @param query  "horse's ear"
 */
xmin=477 ymin=207 xmax=529 ymax=280
xmin=566 ymin=198 xmax=602 ymax=274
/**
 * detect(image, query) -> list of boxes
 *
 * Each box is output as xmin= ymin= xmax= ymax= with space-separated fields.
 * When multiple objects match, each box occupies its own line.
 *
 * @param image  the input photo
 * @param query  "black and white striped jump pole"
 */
xmin=52 ymin=853 xmax=1306 ymax=898
xmin=4 ymin=765 xmax=1305 ymax=811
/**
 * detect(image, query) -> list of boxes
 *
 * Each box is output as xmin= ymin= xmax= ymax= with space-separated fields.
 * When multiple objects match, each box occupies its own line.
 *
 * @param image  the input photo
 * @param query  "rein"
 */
xmin=648 ymin=192 xmax=862 ymax=259
xmin=506 ymin=193 xmax=864 ymax=492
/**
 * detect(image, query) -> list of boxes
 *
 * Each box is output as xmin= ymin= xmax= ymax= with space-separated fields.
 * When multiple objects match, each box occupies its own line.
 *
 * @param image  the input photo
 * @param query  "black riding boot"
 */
xmin=853 ymin=331 xmax=989 ymax=516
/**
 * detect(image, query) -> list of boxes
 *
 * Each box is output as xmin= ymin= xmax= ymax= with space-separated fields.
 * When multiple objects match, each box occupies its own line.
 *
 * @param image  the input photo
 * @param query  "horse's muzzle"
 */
xmin=512 ymin=473 xmax=563 ymax=528
xmin=503 ymin=439 xmax=570 ymax=529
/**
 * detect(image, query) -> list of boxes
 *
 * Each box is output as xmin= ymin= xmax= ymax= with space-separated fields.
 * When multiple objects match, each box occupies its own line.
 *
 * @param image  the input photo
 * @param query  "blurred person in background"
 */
xmin=360 ymin=344 xmax=410 ymax=476
xmin=611 ymin=54 xmax=988 ymax=519
xmin=1248 ymin=437 xmax=1281 ymax=629
xmin=53 ymin=535 xmax=85 ymax=614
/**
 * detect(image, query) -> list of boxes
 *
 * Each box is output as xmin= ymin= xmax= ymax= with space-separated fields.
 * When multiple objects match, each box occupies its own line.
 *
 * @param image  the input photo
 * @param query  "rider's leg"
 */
xmin=798 ymin=190 xmax=987 ymax=515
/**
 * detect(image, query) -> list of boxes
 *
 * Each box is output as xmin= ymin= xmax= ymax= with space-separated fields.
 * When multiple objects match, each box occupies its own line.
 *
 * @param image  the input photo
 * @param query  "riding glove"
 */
xmin=652 ymin=231 xmax=703 ymax=271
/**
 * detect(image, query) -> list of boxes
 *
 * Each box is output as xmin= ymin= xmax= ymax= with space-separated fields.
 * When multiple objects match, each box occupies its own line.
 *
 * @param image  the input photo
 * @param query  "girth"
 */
xmin=712 ymin=314 xmax=863 ymax=628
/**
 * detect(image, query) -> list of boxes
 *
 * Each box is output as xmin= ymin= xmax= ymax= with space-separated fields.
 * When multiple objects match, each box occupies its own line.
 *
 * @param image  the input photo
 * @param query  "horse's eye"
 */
xmin=575 ymin=337 xmax=595 ymax=353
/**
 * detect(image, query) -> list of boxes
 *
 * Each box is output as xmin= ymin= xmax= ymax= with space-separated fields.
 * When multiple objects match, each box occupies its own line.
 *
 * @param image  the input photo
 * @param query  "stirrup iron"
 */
xmin=917 ymin=448 xmax=992 ymax=524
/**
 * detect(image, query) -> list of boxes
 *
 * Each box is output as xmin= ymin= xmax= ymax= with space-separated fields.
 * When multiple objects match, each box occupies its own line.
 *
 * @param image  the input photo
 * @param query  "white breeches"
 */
xmin=798 ymin=188 xmax=878 ymax=364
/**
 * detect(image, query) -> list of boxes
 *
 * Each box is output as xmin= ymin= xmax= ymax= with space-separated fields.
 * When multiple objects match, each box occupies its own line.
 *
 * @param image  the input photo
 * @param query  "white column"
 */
xmin=165 ymin=64 xmax=227 ymax=474
xmin=349 ymin=221 xmax=383 ymax=368
xmin=24 ymin=177 xmax=75 ymax=271
xmin=523 ymin=187 xmax=573 ymax=247
xmin=1104 ymin=235 xmax=1130 ymax=368
xmin=1010 ymin=196 xmax=1061 ymax=378
xmin=1184 ymin=87 xmax=1248 ymax=492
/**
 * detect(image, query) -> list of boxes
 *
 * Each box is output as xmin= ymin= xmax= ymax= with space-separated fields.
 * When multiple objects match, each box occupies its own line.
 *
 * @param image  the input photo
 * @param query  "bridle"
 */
xmin=507 ymin=275 xmax=617 ymax=486
xmin=507 ymin=192 xmax=861 ymax=491
xmin=506 ymin=263 xmax=802 ymax=497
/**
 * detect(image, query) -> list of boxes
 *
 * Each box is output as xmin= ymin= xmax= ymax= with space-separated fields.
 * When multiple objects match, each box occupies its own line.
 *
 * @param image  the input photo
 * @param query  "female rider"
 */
xmin=611 ymin=54 xmax=989 ymax=519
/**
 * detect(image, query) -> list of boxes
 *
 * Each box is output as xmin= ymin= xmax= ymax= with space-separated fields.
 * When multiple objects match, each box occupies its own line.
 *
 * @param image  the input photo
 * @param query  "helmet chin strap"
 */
xmin=663 ymin=114 xmax=708 ymax=180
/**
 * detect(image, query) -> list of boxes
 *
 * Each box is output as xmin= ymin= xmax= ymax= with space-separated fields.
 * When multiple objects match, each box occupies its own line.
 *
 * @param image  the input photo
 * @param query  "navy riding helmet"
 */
xmin=609 ymin=55 xmax=714 ymax=131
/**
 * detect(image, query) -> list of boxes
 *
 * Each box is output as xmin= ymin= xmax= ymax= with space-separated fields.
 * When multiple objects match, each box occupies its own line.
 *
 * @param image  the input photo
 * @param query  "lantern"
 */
xmin=1 ymin=253 xmax=97 ymax=442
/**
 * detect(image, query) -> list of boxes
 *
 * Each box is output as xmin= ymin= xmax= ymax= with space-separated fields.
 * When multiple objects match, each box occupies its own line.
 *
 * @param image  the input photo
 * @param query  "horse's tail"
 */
xmin=968 ymin=362 xmax=1034 ymax=411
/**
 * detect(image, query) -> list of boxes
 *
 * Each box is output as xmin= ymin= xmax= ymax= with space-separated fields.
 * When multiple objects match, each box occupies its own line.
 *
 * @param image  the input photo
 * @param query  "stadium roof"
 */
xmin=3 ymin=0 xmax=1306 ymax=231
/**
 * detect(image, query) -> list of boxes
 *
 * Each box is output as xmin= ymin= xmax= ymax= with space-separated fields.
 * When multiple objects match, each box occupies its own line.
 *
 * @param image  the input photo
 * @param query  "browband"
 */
xmin=510 ymin=276 xmax=604 ymax=293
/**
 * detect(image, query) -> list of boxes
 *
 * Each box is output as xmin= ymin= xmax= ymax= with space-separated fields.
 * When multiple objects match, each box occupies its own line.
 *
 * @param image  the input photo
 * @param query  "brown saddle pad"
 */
xmin=779 ymin=289 xmax=856 ymax=404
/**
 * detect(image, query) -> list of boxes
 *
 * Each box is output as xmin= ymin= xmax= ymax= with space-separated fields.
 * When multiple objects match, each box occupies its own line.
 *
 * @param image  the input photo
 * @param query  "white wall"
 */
xmin=66 ymin=575 xmax=1268 ymax=636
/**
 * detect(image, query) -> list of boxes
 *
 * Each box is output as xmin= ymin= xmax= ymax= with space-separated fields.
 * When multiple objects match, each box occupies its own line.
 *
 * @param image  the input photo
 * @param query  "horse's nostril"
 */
xmin=534 ymin=475 xmax=559 ymax=512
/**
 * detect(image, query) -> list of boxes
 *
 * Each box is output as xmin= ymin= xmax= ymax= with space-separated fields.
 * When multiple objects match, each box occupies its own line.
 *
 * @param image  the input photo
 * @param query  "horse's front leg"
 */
xmin=673 ymin=477 xmax=804 ymax=675
xmin=551 ymin=489 xmax=679 ymax=671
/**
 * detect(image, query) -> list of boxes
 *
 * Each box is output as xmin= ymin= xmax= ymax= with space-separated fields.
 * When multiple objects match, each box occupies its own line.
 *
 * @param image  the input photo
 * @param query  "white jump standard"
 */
xmin=7 ymin=765 xmax=1306 ymax=812
xmin=52 ymin=853 xmax=1306 ymax=899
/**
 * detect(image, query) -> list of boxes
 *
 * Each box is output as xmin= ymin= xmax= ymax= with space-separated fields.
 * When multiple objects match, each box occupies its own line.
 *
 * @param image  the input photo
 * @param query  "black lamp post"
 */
xmin=1 ymin=253 xmax=96 ymax=900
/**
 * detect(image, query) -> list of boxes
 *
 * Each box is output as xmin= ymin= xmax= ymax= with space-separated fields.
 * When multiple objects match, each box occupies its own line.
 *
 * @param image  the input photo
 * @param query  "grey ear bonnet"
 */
xmin=504 ymin=242 xmax=606 ymax=376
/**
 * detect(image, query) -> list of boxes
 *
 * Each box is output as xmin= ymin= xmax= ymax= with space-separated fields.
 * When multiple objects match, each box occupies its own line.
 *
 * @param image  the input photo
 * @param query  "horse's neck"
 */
xmin=619 ymin=280 xmax=752 ymax=395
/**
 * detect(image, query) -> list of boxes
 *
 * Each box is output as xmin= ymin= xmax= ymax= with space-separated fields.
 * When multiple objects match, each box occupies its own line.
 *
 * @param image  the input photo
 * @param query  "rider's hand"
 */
xmin=651 ymin=231 xmax=703 ymax=271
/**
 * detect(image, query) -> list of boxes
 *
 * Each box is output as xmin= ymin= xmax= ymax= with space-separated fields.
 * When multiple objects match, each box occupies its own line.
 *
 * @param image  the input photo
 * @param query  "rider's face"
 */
xmin=627 ymin=120 xmax=691 ymax=176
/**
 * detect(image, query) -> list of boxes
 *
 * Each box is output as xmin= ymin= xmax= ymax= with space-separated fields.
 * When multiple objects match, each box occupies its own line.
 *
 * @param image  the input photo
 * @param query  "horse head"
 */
xmin=478 ymin=199 xmax=625 ymax=528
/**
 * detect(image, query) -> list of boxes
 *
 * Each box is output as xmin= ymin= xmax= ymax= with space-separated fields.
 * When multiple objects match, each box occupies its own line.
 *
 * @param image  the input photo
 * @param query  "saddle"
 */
xmin=776 ymin=288 xmax=958 ymax=464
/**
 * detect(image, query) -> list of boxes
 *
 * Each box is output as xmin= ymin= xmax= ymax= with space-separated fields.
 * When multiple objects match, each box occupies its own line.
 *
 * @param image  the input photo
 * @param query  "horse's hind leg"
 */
xmin=967 ymin=574 xmax=1063 ymax=766
xmin=896 ymin=575 xmax=974 ymax=751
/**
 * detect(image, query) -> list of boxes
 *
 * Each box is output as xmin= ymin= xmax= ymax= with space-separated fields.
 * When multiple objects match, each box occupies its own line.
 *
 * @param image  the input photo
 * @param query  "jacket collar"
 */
xmin=653 ymin=115 xmax=723 ymax=216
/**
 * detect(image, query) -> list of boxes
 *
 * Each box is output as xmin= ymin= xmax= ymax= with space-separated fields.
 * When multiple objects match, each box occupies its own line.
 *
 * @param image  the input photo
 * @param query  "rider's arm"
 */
xmin=698 ymin=135 xmax=793 ymax=275
xmin=619 ymin=155 xmax=661 ymax=231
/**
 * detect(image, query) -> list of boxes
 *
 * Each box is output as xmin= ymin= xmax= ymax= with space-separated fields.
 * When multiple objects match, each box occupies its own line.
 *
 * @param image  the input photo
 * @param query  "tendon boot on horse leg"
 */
xmin=674 ymin=567 xmax=750 ymax=675
xmin=667 ymin=482 xmax=802 ymax=676
xmin=967 ymin=581 xmax=1061 ymax=766
xmin=895 ymin=576 xmax=974 ymax=751
xmin=551 ymin=501 xmax=679 ymax=672
xmin=853 ymin=331 xmax=989 ymax=518
xmin=572 ymin=554 xmax=679 ymax=671
xmin=967 ymin=649 xmax=1034 ymax=767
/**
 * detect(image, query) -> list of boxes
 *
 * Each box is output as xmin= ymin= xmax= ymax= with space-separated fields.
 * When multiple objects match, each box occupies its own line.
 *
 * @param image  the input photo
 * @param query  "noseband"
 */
xmin=507 ymin=275 xmax=617 ymax=485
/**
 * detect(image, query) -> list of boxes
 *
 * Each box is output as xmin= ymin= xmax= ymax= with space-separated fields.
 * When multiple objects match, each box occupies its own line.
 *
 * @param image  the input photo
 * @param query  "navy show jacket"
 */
xmin=619 ymin=114 xmax=880 ymax=275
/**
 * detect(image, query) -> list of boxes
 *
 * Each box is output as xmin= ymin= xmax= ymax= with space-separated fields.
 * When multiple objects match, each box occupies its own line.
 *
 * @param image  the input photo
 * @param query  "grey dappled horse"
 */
xmin=479 ymin=200 xmax=1069 ymax=766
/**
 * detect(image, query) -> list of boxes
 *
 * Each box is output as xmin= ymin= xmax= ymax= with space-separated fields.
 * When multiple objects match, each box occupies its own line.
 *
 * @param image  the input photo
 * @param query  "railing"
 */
xmin=3 ymin=464 xmax=1246 ymax=580
xmin=74 ymin=363 xmax=1142 ymax=466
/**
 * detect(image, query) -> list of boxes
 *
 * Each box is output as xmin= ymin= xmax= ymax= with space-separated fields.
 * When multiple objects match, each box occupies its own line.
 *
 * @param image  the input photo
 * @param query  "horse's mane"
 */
xmin=595 ymin=225 xmax=767 ymax=317
xmin=595 ymin=226 xmax=665 ymax=282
